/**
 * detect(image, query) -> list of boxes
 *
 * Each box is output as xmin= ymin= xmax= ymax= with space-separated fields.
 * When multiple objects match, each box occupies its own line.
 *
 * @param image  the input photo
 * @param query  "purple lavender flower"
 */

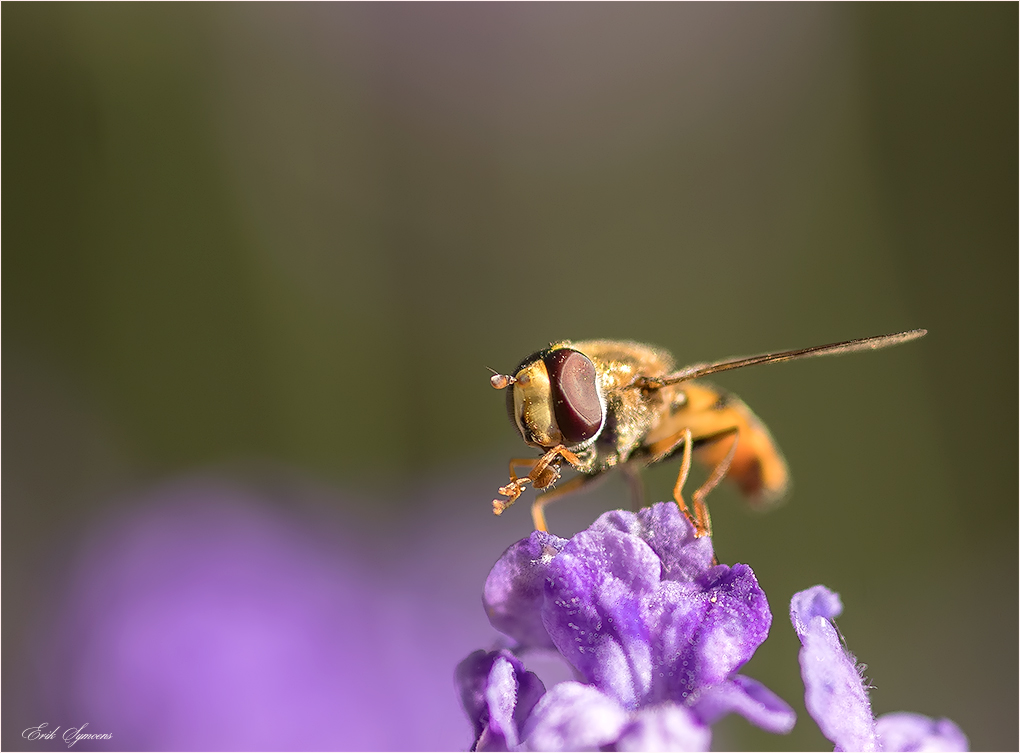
xmin=459 ymin=502 xmax=795 ymax=751
xmin=456 ymin=649 xmax=546 ymax=751
xmin=790 ymin=585 xmax=968 ymax=752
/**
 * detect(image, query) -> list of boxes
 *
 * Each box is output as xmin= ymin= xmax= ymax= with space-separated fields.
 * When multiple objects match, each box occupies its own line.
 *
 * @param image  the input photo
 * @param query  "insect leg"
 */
xmin=508 ymin=457 xmax=540 ymax=482
xmin=531 ymin=471 xmax=606 ymax=532
xmin=493 ymin=458 xmax=539 ymax=516
xmin=689 ymin=428 xmax=740 ymax=539
xmin=641 ymin=426 xmax=697 ymax=525
xmin=670 ymin=429 xmax=698 ymax=531
xmin=493 ymin=446 xmax=581 ymax=517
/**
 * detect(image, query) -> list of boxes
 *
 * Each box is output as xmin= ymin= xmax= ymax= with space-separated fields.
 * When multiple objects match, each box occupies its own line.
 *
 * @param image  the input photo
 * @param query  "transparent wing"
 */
xmin=641 ymin=329 xmax=927 ymax=388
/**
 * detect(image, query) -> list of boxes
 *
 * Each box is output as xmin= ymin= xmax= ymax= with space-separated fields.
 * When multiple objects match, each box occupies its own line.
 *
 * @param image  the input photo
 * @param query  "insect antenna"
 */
xmin=488 ymin=367 xmax=516 ymax=390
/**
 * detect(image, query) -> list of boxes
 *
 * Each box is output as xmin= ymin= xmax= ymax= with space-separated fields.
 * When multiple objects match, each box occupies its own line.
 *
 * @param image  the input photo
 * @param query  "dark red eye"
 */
xmin=545 ymin=349 xmax=603 ymax=445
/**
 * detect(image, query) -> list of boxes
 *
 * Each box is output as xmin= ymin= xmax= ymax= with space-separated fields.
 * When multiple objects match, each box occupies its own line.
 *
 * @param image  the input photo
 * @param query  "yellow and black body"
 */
xmin=490 ymin=330 xmax=926 ymax=536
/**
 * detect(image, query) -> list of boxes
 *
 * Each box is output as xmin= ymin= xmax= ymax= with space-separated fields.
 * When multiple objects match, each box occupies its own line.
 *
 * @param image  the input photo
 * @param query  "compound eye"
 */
xmin=544 ymin=349 xmax=603 ymax=445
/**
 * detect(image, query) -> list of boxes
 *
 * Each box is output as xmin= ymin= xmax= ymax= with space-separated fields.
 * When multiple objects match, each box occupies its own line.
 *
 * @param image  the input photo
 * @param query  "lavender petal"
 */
xmin=875 ymin=712 xmax=969 ymax=752
xmin=455 ymin=649 xmax=546 ymax=752
xmin=520 ymin=681 xmax=630 ymax=752
xmin=541 ymin=527 xmax=661 ymax=708
xmin=484 ymin=531 xmax=566 ymax=650
xmin=690 ymin=674 xmax=796 ymax=734
xmin=614 ymin=703 xmax=712 ymax=752
xmin=791 ymin=586 xmax=878 ymax=752
xmin=590 ymin=503 xmax=715 ymax=583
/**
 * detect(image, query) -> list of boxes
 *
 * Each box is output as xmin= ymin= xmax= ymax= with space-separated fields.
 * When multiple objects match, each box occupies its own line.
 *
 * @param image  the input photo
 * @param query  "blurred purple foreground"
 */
xmin=38 ymin=478 xmax=499 ymax=751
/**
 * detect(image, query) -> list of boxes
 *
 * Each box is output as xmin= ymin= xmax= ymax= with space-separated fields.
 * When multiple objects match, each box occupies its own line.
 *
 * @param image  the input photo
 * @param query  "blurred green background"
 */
xmin=4 ymin=4 xmax=1016 ymax=750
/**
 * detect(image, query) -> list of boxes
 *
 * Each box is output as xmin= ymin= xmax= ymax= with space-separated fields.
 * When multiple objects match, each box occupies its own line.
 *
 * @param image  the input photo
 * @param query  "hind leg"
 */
xmin=643 ymin=427 xmax=696 ymax=527
xmin=687 ymin=428 xmax=740 ymax=538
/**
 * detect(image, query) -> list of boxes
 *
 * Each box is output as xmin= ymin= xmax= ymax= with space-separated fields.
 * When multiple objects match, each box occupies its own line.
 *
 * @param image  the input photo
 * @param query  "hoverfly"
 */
xmin=489 ymin=329 xmax=926 ymax=537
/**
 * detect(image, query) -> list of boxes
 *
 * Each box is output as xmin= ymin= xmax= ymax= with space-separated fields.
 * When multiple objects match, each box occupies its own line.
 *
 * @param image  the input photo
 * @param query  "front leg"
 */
xmin=492 ymin=445 xmax=581 ymax=518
